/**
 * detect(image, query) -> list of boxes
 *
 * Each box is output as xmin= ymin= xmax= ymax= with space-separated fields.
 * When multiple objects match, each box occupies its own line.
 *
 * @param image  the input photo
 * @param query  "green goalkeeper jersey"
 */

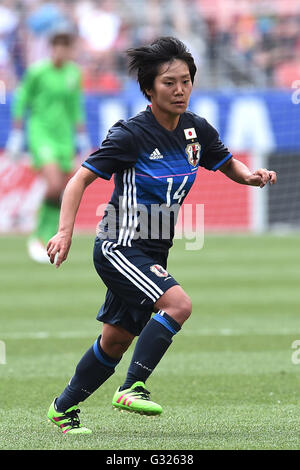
xmin=12 ymin=59 xmax=85 ymax=170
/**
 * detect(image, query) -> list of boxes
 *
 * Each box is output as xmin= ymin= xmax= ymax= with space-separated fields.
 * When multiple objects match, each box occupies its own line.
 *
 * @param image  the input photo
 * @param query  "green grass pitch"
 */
xmin=1 ymin=233 xmax=300 ymax=450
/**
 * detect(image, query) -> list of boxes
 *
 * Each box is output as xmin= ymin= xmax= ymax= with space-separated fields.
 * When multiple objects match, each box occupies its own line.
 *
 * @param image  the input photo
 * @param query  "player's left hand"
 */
xmin=248 ymin=168 xmax=277 ymax=188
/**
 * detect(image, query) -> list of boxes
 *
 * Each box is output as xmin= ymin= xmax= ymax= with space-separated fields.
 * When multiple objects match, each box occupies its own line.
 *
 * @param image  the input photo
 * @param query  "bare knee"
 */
xmin=100 ymin=324 xmax=135 ymax=359
xmin=171 ymin=294 xmax=192 ymax=324
xmin=41 ymin=164 xmax=64 ymax=202
xmin=101 ymin=336 xmax=133 ymax=358
xmin=155 ymin=286 xmax=192 ymax=326
xmin=45 ymin=182 xmax=63 ymax=202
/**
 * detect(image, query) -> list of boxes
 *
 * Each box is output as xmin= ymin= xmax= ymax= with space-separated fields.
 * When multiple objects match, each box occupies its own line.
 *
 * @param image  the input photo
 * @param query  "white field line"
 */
xmin=1 ymin=328 xmax=300 ymax=340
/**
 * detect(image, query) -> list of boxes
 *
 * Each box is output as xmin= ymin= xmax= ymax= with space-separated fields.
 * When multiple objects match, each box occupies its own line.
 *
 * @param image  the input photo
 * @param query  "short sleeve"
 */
xmin=198 ymin=119 xmax=232 ymax=171
xmin=82 ymin=121 xmax=138 ymax=180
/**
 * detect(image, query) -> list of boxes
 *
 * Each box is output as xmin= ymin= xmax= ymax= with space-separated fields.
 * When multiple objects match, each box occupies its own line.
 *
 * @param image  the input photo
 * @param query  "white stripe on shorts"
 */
xmin=101 ymin=241 xmax=163 ymax=303
xmin=111 ymin=243 xmax=164 ymax=297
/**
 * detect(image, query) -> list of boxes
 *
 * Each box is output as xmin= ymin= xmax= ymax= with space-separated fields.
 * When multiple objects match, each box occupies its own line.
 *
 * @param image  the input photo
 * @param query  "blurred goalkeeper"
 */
xmin=5 ymin=25 xmax=91 ymax=263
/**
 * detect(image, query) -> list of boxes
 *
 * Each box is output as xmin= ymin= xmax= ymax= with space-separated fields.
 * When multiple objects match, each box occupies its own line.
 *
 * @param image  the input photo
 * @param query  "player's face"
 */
xmin=51 ymin=42 xmax=72 ymax=66
xmin=147 ymin=59 xmax=193 ymax=118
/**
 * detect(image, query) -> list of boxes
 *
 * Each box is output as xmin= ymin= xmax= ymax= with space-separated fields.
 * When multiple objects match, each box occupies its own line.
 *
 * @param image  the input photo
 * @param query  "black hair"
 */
xmin=50 ymin=33 xmax=74 ymax=47
xmin=127 ymin=37 xmax=197 ymax=101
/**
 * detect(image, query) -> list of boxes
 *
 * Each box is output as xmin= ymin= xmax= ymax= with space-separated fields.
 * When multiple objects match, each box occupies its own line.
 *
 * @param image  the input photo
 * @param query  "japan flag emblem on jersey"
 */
xmin=186 ymin=142 xmax=201 ymax=167
xmin=184 ymin=128 xmax=197 ymax=139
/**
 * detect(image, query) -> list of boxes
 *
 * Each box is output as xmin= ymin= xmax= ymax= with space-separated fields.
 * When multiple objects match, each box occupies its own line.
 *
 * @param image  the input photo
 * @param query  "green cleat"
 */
xmin=47 ymin=399 xmax=92 ymax=435
xmin=112 ymin=381 xmax=162 ymax=416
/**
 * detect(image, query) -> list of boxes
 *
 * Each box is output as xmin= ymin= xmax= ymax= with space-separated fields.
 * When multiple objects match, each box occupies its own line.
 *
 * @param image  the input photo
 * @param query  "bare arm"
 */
xmin=220 ymin=157 xmax=277 ymax=188
xmin=47 ymin=166 xmax=97 ymax=267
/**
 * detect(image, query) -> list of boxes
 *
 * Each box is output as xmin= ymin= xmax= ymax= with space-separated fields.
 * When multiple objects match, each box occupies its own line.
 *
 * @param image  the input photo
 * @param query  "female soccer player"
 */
xmin=6 ymin=27 xmax=90 ymax=263
xmin=46 ymin=37 xmax=277 ymax=434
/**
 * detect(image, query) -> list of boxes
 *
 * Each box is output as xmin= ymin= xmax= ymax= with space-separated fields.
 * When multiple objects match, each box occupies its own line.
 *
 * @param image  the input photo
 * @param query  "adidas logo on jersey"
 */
xmin=149 ymin=148 xmax=164 ymax=160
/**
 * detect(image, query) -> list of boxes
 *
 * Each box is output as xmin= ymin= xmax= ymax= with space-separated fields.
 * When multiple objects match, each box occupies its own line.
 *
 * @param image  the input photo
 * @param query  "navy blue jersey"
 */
xmin=82 ymin=105 xmax=232 ymax=253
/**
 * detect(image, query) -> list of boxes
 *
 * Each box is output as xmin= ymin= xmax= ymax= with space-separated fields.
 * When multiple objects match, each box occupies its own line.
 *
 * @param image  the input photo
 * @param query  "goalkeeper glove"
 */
xmin=5 ymin=129 xmax=25 ymax=162
xmin=76 ymin=132 xmax=91 ymax=161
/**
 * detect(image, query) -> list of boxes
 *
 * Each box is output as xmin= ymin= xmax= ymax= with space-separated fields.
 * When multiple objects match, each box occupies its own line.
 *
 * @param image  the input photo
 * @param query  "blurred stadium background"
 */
xmin=0 ymin=0 xmax=299 ymax=235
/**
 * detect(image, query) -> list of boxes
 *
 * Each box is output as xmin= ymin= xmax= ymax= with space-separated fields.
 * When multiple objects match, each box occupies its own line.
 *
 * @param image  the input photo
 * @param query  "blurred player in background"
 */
xmin=5 ymin=25 xmax=91 ymax=263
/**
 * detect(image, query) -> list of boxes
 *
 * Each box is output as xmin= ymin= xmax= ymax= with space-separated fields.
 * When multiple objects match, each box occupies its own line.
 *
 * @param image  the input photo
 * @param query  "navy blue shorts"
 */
xmin=93 ymin=238 xmax=179 ymax=336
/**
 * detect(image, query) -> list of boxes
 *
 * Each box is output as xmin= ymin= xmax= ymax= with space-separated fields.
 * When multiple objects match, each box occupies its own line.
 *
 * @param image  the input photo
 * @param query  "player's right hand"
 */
xmin=4 ymin=129 xmax=25 ymax=162
xmin=47 ymin=232 xmax=72 ymax=268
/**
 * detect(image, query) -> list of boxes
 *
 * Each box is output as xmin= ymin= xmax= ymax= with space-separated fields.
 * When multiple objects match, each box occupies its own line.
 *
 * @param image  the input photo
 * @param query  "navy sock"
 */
xmin=55 ymin=335 xmax=121 ymax=412
xmin=120 ymin=311 xmax=181 ymax=390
